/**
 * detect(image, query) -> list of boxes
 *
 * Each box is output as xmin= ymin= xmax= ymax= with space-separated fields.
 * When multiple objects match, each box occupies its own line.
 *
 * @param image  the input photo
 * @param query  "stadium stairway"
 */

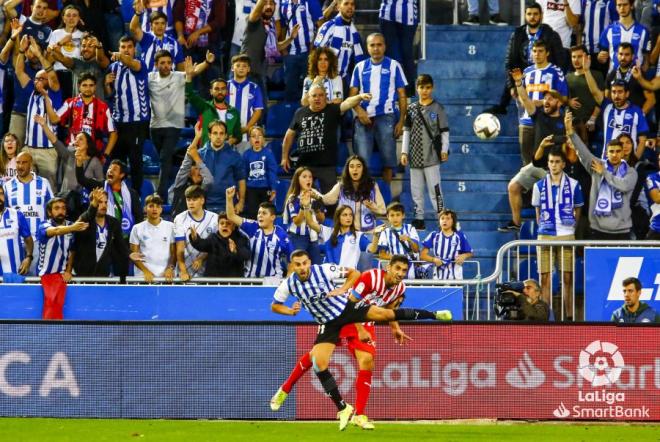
xmin=412 ymin=25 xmax=521 ymax=278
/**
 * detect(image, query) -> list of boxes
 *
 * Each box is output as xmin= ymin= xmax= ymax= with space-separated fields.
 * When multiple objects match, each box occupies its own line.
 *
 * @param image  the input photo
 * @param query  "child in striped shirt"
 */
xmin=420 ymin=209 xmax=473 ymax=280
xmin=367 ymin=202 xmax=419 ymax=279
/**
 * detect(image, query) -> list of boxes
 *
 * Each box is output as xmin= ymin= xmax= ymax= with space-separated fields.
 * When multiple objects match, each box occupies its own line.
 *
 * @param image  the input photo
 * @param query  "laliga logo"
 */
xmin=578 ymin=340 xmax=624 ymax=387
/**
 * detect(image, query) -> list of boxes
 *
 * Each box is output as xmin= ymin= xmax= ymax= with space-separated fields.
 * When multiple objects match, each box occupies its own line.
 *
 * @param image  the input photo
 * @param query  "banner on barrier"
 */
xmin=584 ymin=248 xmax=660 ymax=322
xmin=0 ymin=323 xmax=657 ymax=421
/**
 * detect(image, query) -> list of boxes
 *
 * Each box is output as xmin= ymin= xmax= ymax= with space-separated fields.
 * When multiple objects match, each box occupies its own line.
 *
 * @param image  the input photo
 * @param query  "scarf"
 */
xmin=614 ymin=67 xmax=633 ymax=83
xmin=264 ymin=20 xmax=280 ymax=64
xmin=68 ymin=96 xmax=108 ymax=153
xmin=185 ymin=0 xmax=210 ymax=47
xmin=539 ymin=173 xmax=575 ymax=232
xmin=594 ymin=160 xmax=628 ymax=216
xmin=104 ymin=180 xmax=134 ymax=235
xmin=525 ymin=26 xmax=542 ymax=65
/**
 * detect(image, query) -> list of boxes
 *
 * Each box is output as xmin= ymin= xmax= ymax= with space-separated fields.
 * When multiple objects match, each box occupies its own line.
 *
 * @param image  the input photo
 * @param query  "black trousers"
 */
xmin=151 ymin=126 xmax=181 ymax=201
xmin=113 ymin=121 xmax=150 ymax=195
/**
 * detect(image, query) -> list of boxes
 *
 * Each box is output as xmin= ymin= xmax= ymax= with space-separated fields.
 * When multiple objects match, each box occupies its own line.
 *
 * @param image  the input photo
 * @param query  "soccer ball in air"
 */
xmin=473 ymin=113 xmax=501 ymax=139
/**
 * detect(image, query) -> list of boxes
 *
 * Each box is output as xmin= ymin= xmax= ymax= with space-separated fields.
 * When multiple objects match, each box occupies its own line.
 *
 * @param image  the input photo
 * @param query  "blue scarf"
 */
xmin=594 ymin=160 xmax=628 ymax=217
xmin=539 ymin=173 xmax=575 ymax=231
xmin=104 ymin=181 xmax=134 ymax=235
xmin=525 ymin=26 xmax=542 ymax=65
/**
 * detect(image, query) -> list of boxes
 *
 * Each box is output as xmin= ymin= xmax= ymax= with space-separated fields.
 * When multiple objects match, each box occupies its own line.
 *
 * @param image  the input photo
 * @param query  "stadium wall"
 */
xmin=0 ymin=322 xmax=658 ymax=421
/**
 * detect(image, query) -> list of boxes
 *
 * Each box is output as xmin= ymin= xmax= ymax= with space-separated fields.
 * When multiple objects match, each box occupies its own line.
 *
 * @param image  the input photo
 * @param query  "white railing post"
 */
xmin=421 ymin=0 xmax=427 ymax=60
xmin=520 ymin=0 xmax=525 ymax=26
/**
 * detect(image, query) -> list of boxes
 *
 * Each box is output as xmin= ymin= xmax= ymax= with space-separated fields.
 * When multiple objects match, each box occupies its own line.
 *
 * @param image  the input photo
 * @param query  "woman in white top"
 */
xmin=301 ymin=47 xmax=343 ymax=106
xmin=48 ymin=4 xmax=85 ymax=98
xmin=283 ymin=166 xmax=326 ymax=264
xmin=0 ymin=133 xmax=20 ymax=183
xmin=314 ymin=155 xmax=386 ymax=232
xmin=320 ymin=205 xmax=371 ymax=268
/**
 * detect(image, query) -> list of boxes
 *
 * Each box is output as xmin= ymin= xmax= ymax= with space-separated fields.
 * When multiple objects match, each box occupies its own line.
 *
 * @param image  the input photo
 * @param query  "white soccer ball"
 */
xmin=473 ymin=113 xmax=501 ymax=139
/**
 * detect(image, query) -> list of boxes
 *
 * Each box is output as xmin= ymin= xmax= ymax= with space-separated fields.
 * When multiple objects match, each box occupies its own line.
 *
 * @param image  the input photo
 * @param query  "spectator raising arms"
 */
xmin=283 ymin=166 xmax=325 ymax=264
xmin=130 ymin=6 xmax=184 ymax=72
xmin=47 ymin=4 xmax=84 ymax=98
xmin=301 ymin=47 xmax=343 ymax=106
xmin=314 ymin=155 xmax=386 ymax=232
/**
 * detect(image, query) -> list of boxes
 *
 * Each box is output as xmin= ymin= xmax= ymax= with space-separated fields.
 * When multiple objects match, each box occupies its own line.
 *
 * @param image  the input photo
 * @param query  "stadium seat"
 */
xmin=518 ymin=220 xmax=538 ymax=254
xmin=266 ymin=102 xmax=301 ymax=137
xmin=275 ymin=179 xmax=290 ymax=214
xmin=377 ymin=179 xmax=392 ymax=205
xmin=140 ymin=180 xmax=156 ymax=201
xmin=336 ymin=142 xmax=349 ymax=174
xmin=367 ymin=151 xmax=383 ymax=176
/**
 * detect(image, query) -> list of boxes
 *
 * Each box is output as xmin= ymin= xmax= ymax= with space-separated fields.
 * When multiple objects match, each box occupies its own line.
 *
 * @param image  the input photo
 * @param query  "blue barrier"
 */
xmin=0 ymin=285 xmax=465 ymax=321
xmin=584 ymin=248 xmax=660 ymax=321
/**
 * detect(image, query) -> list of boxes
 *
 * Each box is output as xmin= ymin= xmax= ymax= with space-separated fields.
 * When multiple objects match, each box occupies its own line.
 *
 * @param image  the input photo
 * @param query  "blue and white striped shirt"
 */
xmin=645 ymin=171 xmax=660 ymax=233
xmin=320 ymin=225 xmax=369 ymax=269
xmin=520 ymin=63 xmax=568 ymax=126
xmin=379 ymin=0 xmax=419 ymax=26
xmin=3 ymin=174 xmax=53 ymax=236
xmin=25 ymin=89 xmax=62 ymax=148
xmin=228 ymin=79 xmax=264 ymax=140
xmin=273 ymin=263 xmax=349 ymax=323
xmin=377 ymin=223 xmax=419 ymax=278
xmin=0 ymin=208 xmax=31 ymax=275
xmin=284 ymin=196 xmax=323 ymax=241
xmin=599 ymin=21 xmax=651 ymax=71
xmin=279 ymin=0 xmax=322 ymax=55
xmin=173 ymin=209 xmax=218 ymax=277
xmin=422 ymin=230 xmax=472 ymax=280
xmin=601 ymin=99 xmax=649 ymax=157
xmin=110 ymin=59 xmax=151 ymax=123
xmin=140 ymin=0 xmax=176 ymax=35
xmin=350 ymin=57 xmax=407 ymax=117
xmin=139 ymin=32 xmax=184 ymax=72
xmin=241 ymin=219 xmax=291 ymax=277
xmin=314 ymin=14 xmax=365 ymax=78
xmin=581 ymin=0 xmax=617 ymax=54
xmin=36 ymin=219 xmax=75 ymax=276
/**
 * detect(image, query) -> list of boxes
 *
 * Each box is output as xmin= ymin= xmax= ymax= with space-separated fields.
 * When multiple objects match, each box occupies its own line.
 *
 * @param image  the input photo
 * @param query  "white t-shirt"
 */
xmin=129 ymin=219 xmax=175 ymax=276
xmin=173 ymin=210 xmax=218 ymax=277
xmin=302 ymin=76 xmax=344 ymax=102
xmin=538 ymin=0 xmax=581 ymax=48
xmin=148 ymin=71 xmax=186 ymax=129
xmin=49 ymin=29 xmax=84 ymax=71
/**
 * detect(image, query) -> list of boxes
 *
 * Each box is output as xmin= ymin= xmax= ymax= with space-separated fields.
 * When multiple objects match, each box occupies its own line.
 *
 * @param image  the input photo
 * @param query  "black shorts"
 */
xmin=314 ymin=300 xmax=371 ymax=345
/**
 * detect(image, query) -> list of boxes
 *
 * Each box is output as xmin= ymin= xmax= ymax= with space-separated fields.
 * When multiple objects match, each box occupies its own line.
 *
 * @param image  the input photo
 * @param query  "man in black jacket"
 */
xmin=485 ymin=2 xmax=567 ymax=115
xmin=75 ymin=155 xmax=143 ymax=239
xmin=188 ymin=212 xmax=250 ymax=277
xmin=73 ymin=188 xmax=130 ymax=279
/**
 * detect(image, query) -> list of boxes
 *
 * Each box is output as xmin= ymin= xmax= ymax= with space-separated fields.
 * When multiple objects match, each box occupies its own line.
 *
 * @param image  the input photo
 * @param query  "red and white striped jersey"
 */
xmin=352 ymin=268 xmax=406 ymax=307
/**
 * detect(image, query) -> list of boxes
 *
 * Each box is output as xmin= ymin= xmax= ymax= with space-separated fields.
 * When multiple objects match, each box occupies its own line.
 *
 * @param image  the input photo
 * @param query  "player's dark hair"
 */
xmin=109 ymin=159 xmax=128 ymax=176
xmin=185 ymin=185 xmax=206 ymax=199
xmin=46 ymin=197 xmax=67 ymax=216
xmin=532 ymin=40 xmax=548 ymax=51
xmin=208 ymin=120 xmax=227 ymax=133
xmin=74 ymin=131 xmax=97 ymax=159
xmin=340 ymin=155 xmax=375 ymax=202
xmin=145 ymin=194 xmax=163 ymax=206
xmin=622 ymin=277 xmax=642 ymax=291
xmin=606 ymin=139 xmax=623 ymax=152
xmin=154 ymin=50 xmax=173 ymax=64
xmin=525 ymin=2 xmax=543 ymax=14
xmin=615 ymin=133 xmax=637 ymax=166
xmin=231 ymin=53 xmax=251 ymax=67
xmin=77 ymin=72 xmax=97 ymax=85
xmin=149 ymin=11 xmax=167 ymax=23
xmin=386 ymin=202 xmax=405 ymax=215
xmin=438 ymin=209 xmax=458 ymax=232
xmin=547 ymin=146 xmax=567 ymax=163
xmin=389 ymin=254 xmax=410 ymax=269
xmin=618 ymin=42 xmax=633 ymax=53
xmin=217 ymin=211 xmax=228 ymax=220
xmin=290 ymin=249 xmax=310 ymax=261
xmin=415 ymin=74 xmax=434 ymax=88
xmin=258 ymin=202 xmax=276 ymax=216
xmin=330 ymin=205 xmax=357 ymax=247
xmin=610 ymin=79 xmax=629 ymax=92
xmin=210 ymin=77 xmax=227 ymax=89
xmin=569 ymin=45 xmax=588 ymax=54
xmin=119 ymin=35 xmax=137 ymax=46
xmin=286 ymin=167 xmax=315 ymax=204
xmin=0 ymin=133 xmax=22 ymax=175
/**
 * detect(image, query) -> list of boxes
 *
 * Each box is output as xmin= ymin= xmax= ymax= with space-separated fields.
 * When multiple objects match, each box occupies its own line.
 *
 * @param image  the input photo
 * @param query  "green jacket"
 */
xmin=185 ymin=82 xmax=242 ymax=145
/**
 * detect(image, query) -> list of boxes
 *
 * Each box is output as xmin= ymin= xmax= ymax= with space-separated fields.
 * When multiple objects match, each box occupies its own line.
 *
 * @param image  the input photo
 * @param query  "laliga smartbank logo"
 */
xmin=553 ymin=340 xmax=650 ymax=419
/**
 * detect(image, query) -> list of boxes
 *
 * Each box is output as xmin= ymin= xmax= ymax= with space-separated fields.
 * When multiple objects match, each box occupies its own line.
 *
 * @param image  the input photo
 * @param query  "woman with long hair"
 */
xmin=49 ymin=4 xmax=85 ymax=98
xmin=320 ymin=205 xmax=370 ymax=268
xmin=283 ymin=166 xmax=325 ymax=264
xmin=301 ymin=47 xmax=343 ymax=106
xmin=315 ymin=155 xmax=386 ymax=232
xmin=0 ymin=133 xmax=21 ymax=182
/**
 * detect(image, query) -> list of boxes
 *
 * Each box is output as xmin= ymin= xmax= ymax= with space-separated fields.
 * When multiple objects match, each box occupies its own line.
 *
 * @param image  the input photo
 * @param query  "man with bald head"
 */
xmin=281 ymin=83 xmax=371 ymax=193
xmin=3 ymin=151 xmax=53 ymax=272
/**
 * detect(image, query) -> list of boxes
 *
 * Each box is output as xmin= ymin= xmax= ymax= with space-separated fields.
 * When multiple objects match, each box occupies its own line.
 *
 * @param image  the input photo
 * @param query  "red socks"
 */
xmin=282 ymin=353 xmax=312 ymax=394
xmin=355 ymin=369 xmax=372 ymax=415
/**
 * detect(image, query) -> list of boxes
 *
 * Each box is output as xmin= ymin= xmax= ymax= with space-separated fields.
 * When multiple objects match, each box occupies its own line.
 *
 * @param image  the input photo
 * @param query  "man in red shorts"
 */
xmin=270 ymin=254 xmax=438 ymax=430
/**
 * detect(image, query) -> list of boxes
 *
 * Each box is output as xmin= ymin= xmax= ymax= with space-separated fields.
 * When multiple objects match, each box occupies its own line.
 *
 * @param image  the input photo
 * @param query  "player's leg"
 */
xmin=351 ymin=349 xmax=375 ymax=430
xmin=310 ymin=341 xmax=354 ymax=430
xmin=364 ymin=304 xmax=452 ymax=322
xmin=270 ymin=352 xmax=313 ymax=411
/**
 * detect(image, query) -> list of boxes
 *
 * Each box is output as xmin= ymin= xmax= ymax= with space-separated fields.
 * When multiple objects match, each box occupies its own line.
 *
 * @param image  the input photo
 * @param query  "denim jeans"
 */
xmin=290 ymin=233 xmax=322 ymax=265
xmin=466 ymin=0 xmax=500 ymax=14
xmin=353 ymin=113 xmax=398 ymax=169
xmin=283 ymin=52 xmax=309 ymax=102
xmin=151 ymin=126 xmax=181 ymax=202
xmin=379 ymin=19 xmax=417 ymax=93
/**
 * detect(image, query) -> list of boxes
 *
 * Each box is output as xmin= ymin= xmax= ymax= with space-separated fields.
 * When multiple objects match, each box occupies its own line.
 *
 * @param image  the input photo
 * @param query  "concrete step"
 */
xmin=425 ymin=25 xmax=515 ymax=43
xmin=441 ymin=153 xmax=521 ymax=174
xmin=419 ymin=59 xmax=504 ymax=79
xmin=424 ymin=42 xmax=507 ymax=62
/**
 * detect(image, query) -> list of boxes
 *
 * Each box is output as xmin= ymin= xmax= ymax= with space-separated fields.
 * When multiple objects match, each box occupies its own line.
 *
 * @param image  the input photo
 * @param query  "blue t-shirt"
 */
xmin=197 ymin=143 xmax=246 ymax=209
xmin=243 ymin=147 xmax=278 ymax=190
